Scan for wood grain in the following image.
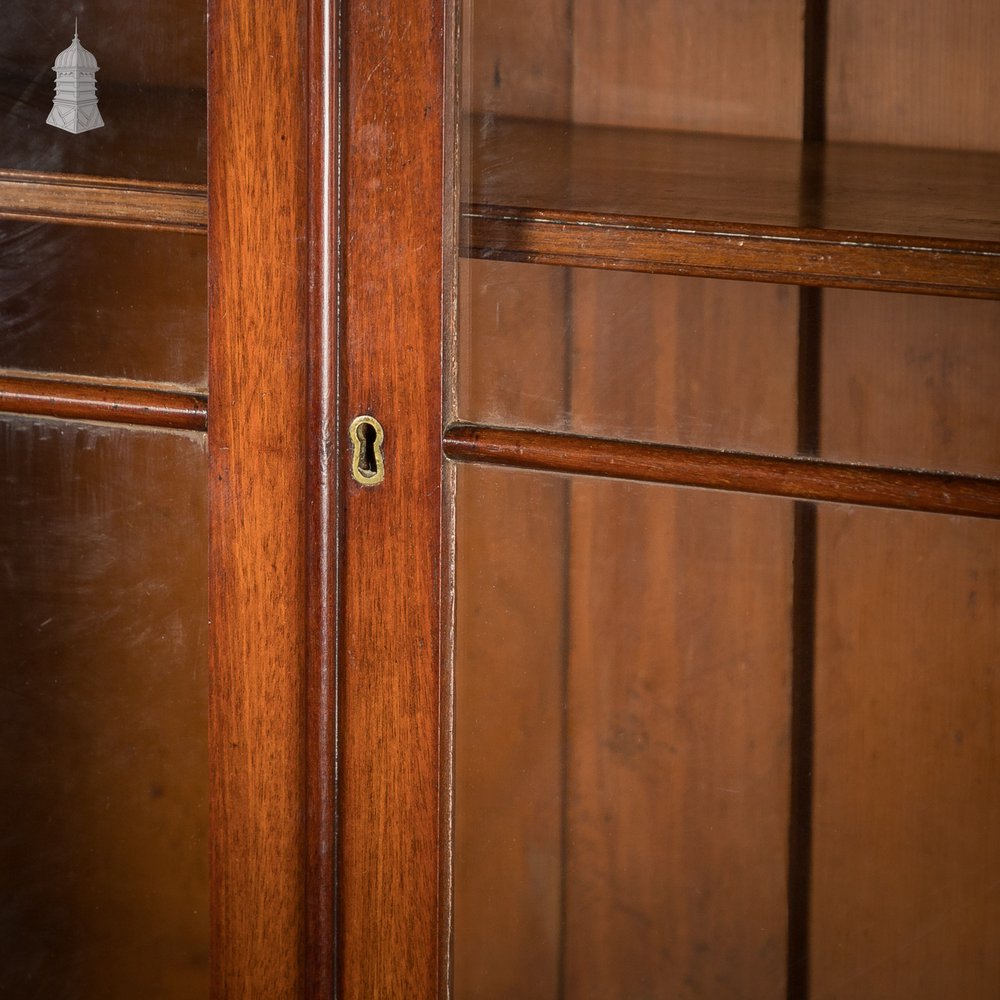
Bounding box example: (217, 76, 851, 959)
(462, 0, 571, 121)
(567, 271, 798, 452)
(454, 465, 567, 999)
(443, 424, 1000, 520)
(305, 0, 338, 996)
(0, 171, 207, 232)
(821, 291, 1000, 479)
(563, 20, 801, 977)
(810, 509, 1000, 999)
(337, 0, 446, 994)
(208, 2, 309, 997)
(571, 0, 803, 137)
(828, 0, 1000, 151)
(464, 119, 1000, 297)
(564, 481, 792, 999)
(0, 371, 207, 430)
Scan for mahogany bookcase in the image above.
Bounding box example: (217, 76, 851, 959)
(0, 1, 997, 998)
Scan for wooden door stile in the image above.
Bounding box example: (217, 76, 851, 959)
(208, 1, 313, 995)
(337, 0, 450, 995)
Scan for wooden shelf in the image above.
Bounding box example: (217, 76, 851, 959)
(0, 170, 206, 232)
(463, 118, 1000, 298)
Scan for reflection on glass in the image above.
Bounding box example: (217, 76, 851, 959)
(0, 417, 208, 999)
(454, 465, 1000, 999)
(0, 221, 207, 388)
(0, 2, 206, 181)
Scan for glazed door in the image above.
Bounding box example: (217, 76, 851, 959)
(1, 2, 315, 996)
(336, 1, 1000, 998)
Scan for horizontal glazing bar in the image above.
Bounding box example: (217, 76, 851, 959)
(444, 422, 1000, 519)
(0, 371, 207, 430)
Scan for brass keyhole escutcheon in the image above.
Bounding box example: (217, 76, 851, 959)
(348, 414, 385, 486)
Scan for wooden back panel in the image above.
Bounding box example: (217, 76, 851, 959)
(812, 3, 1000, 995)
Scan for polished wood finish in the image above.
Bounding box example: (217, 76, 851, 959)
(454, 465, 567, 999)
(0, 171, 207, 232)
(305, 2, 338, 998)
(208, 2, 309, 996)
(337, 0, 447, 995)
(444, 423, 1000, 520)
(0, 372, 207, 430)
(464, 118, 1000, 298)
(820, 291, 1000, 479)
(563, 14, 802, 978)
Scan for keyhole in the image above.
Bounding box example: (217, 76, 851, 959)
(357, 420, 378, 475)
(348, 414, 385, 487)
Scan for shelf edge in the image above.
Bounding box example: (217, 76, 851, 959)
(463, 211, 1000, 299)
(0, 175, 208, 232)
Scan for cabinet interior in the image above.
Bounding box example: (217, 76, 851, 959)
(453, 2, 1000, 998)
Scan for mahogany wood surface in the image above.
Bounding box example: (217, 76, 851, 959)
(820, 291, 1000, 479)
(337, 0, 447, 995)
(454, 464, 567, 999)
(464, 118, 1000, 298)
(570, 0, 803, 137)
(208, 2, 309, 996)
(0, 371, 207, 430)
(444, 423, 1000, 521)
(305, 1, 338, 997)
(564, 479, 792, 999)
(0, 171, 207, 232)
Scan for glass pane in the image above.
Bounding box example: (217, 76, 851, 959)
(0, 1, 206, 182)
(454, 466, 794, 998)
(458, 260, 1000, 478)
(0, 417, 208, 999)
(453, 465, 1000, 999)
(0, 221, 206, 388)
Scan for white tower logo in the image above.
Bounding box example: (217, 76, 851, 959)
(47, 20, 105, 134)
